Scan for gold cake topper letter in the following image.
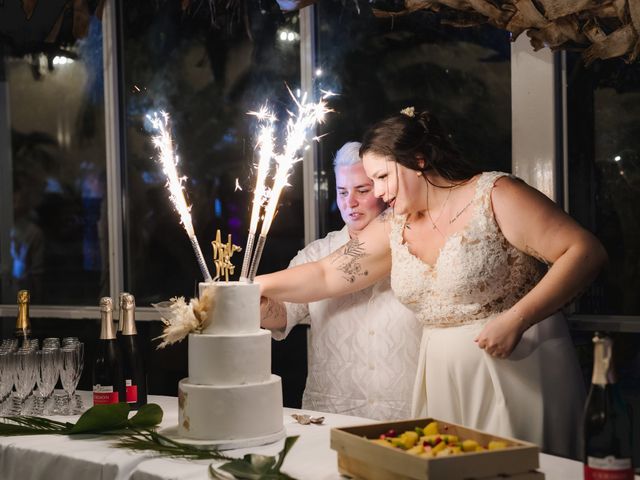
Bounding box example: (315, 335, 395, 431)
(211, 230, 242, 281)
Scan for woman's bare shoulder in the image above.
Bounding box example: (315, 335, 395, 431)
(491, 175, 554, 208)
(349, 208, 394, 251)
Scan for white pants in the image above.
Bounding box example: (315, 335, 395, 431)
(412, 312, 585, 458)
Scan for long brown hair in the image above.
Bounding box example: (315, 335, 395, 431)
(359, 109, 479, 182)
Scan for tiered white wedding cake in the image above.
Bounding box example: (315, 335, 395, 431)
(177, 281, 285, 446)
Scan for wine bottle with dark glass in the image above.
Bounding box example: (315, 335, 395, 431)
(92, 297, 125, 405)
(14, 289, 32, 348)
(583, 333, 634, 480)
(119, 293, 147, 409)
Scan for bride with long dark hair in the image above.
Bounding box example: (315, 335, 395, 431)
(258, 108, 607, 458)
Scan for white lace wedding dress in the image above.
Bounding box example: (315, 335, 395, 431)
(389, 171, 585, 458)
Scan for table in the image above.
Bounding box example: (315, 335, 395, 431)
(0, 392, 620, 479)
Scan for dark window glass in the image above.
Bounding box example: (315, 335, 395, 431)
(567, 54, 640, 315)
(120, 3, 304, 305)
(0, 19, 107, 305)
(314, 4, 512, 234)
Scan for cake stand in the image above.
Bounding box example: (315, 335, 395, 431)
(158, 425, 287, 451)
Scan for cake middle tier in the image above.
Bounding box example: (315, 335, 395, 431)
(188, 330, 271, 385)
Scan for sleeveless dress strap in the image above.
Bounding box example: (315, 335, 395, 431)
(388, 212, 407, 247)
(474, 171, 511, 228)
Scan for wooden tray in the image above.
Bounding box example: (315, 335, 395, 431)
(330, 417, 543, 480)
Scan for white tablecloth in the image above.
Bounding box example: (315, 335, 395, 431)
(0, 392, 609, 480)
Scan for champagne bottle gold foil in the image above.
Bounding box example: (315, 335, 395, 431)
(99, 297, 117, 340)
(121, 293, 138, 336)
(15, 289, 31, 337)
(117, 292, 130, 333)
(591, 334, 615, 386)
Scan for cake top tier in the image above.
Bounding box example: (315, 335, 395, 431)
(198, 282, 260, 334)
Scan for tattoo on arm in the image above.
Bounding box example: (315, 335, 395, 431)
(331, 238, 369, 283)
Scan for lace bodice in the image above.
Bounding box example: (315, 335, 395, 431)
(390, 171, 546, 327)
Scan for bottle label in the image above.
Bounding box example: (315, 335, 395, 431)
(125, 379, 138, 403)
(585, 456, 634, 480)
(93, 385, 119, 405)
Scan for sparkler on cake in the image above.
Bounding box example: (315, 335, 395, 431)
(238, 105, 275, 285)
(150, 87, 334, 346)
(147, 111, 213, 283)
(240, 88, 334, 283)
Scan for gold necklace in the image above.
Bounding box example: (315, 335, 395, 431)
(426, 183, 452, 237)
(449, 198, 474, 225)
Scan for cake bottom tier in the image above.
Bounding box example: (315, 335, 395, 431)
(178, 375, 284, 441)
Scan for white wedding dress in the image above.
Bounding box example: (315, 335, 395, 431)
(389, 171, 586, 458)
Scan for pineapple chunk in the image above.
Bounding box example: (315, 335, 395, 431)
(488, 440, 508, 450)
(421, 434, 459, 444)
(390, 437, 405, 448)
(431, 441, 447, 454)
(406, 444, 424, 455)
(399, 431, 419, 449)
(423, 421, 439, 436)
(447, 446, 462, 455)
(462, 439, 479, 452)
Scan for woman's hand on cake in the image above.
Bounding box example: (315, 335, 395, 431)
(259, 296, 288, 330)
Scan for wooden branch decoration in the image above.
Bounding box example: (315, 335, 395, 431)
(372, 0, 640, 65)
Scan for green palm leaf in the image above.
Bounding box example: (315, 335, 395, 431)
(0, 404, 299, 479)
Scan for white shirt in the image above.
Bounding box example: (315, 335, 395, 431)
(271, 227, 421, 420)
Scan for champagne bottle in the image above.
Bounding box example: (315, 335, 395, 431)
(583, 333, 634, 480)
(15, 289, 31, 347)
(119, 293, 147, 409)
(92, 297, 125, 405)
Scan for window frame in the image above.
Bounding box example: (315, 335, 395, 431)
(1, 4, 638, 332)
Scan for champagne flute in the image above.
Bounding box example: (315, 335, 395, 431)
(33, 348, 60, 415)
(62, 337, 79, 347)
(59, 344, 84, 415)
(43, 337, 61, 349)
(0, 350, 15, 414)
(12, 347, 37, 415)
(0, 339, 18, 352)
(71, 342, 85, 413)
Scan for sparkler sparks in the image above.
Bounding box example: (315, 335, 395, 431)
(147, 111, 213, 282)
(242, 90, 333, 282)
(259, 88, 331, 235)
(248, 106, 277, 235)
(240, 105, 277, 281)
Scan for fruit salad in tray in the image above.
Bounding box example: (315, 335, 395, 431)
(371, 420, 508, 458)
(330, 417, 543, 480)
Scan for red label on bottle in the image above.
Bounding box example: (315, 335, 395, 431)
(585, 456, 634, 480)
(93, 385, 119, 405)
(125, 379, 138, 403)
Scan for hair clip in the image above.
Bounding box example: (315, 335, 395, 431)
(400, 106, 415, 118)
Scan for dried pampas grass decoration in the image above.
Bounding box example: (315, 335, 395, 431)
(153, 287, 216, 348)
